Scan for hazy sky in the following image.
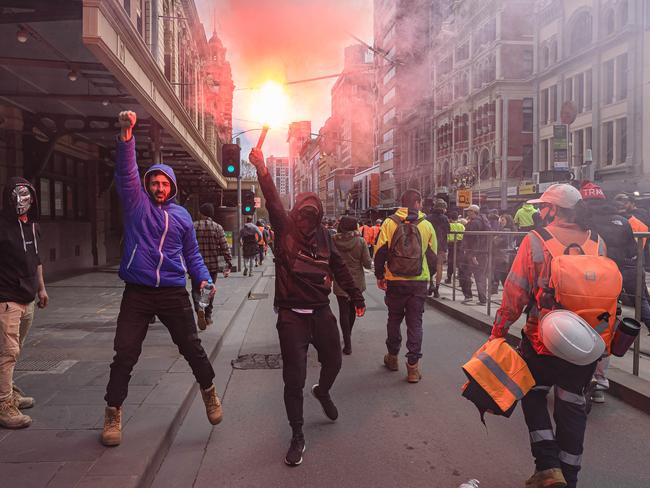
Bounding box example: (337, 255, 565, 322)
(195, 0, 373, 158)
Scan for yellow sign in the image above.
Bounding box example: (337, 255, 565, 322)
(518, 184, 536, 195)
(457, 189, 472, 208)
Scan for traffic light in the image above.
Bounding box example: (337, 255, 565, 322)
(242, 190, 255, 215)
(221, 143, 240, 177)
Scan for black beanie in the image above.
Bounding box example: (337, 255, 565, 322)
(200, 203, 214, 218)
(338, 215, 358, 233)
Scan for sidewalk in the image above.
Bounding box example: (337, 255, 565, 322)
(428, 278, 650, 414)
(1, 264, 266, 488)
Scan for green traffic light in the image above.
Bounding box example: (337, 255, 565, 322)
(244, 206, 251, 212)
(227, 164, 235, 173)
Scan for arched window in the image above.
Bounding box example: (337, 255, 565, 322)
(604, 9, 615, 35)
(481, 148, 494, 179)
(618, 1, 628, 28)
(569, 11, 592, 54)
(542, 45, 550, 69)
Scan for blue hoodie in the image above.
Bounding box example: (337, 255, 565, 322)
(115, 137, 210, 287)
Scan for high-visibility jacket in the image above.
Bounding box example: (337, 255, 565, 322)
(462, 338, 535, 421)
(363, 224, 380, 246)
(628, 215, 648, 248)
(448, 221, 465, 243)
(491, 223, 618, 355)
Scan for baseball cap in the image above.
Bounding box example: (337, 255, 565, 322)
(527, 183, 582, 209)
(579, 182, 605, 200)
(465, 204, 480, 213)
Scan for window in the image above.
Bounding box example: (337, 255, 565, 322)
(585, 70, 593, 110)
(383, 87, 395, 104)
(570, 12, 592, 54)
(573, 129, 584, 166)
(617, 54, 628, 100)
(39, 178, 50, 217)
(619, 1, 628, 28)
(604, 9, 615, 35)
(617, 117, 627, 163)
(541, 45, 550, 69)
(382, 149, 394, 162)
(604, 59, 615, 103)
(550, 85, 557, 122)
(382, 129, 394, 144)
(383, 66, 396, 84)
(541, 139, 550, 171)
(523, 145, 533, 177)
(565, 78, 573, 102)
(522, 98, 533, 132)
(54, 181, 64, 217)
(541, 88, 549, 124)
(576, 73, 584, 112)
(603, 121, 614, 166)
(383, 107, 396, 124)
(66, 184, 74, 219)
(384, 24, 396, 44)
(456, 42, 469, 62)
(585, 126, 593, 157)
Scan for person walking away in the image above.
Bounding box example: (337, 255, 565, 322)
(0, 178, 48, 429)
(332, 216, 372, 355)
(265, 224, 275, 253)
(256, 220, 267, 265)
(375, 189, 437, 383)
(426, 199, 450, 298)
(240, 217, 261, 277)
(362, 220, 376, 258)
(248, 147, 365, 467)
(446, 211, 464, 284)
(192, 203, 232, 330)
(102, 111, 222, 447)
(492, 213, 516, 289)
(461, 205, 489, 305)
(491, 184, 620, 488)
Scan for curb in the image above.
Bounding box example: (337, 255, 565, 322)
(427, 297, 650, 416)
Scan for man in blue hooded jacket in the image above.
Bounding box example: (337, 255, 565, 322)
(101, 111, 221, 447)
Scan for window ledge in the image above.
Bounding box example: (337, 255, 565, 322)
(595, 164, 630, 177)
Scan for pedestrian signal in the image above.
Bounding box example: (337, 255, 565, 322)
(221, 143, 240, 177)
(242, 191, 255, 215)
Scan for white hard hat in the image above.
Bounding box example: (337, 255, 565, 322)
(527, 184, 582, 209)
(539, 310, 605, 365)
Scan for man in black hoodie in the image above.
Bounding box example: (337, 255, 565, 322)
(0, 177, 48, 429)
(249, 147, 365, 467)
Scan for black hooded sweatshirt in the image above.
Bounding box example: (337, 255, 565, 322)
(257, 170, 364, 310)
(0, 177, 41, 304)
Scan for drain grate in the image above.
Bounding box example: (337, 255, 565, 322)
(232, 353, 282, 370)
(15, 358, 78, 374)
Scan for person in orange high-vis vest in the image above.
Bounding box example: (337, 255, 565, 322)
(490, 184, 605, 488)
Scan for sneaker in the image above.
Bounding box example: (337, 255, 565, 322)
(0, 398, 31, 429)
(12, 384, 34, 410)
(406, 361, 422, 383)
(311, 385, 338, 421)
(591, 389, 606, 404)
(342, 345, 352, 355)
(525, 468, 567, 488)
(201, 385, 223, 425)
(427, 285, 434, 297)
(284, 435, 305, 466)
(197, 309, 208, 330)
(433, 285, 440, 299)
(383, 353, 399, 371)
(243, 268, 248, 276)
(101, 406, 121, 446)
(461, 297, 474, 305)
(477, 300, 487, 306)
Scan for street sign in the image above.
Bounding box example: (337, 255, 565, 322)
(254, 197, 261, 208)
(457, 188, 472, 208)
(553, 124, 569, 170)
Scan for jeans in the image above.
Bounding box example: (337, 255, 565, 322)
(257, 245, 265, 264)
(105, 284, 215, 407)
(191, 271, 218, 319)
(384, 283, 427, 364)
(276, 306, 341, 429)
(335, 295, 356, 350)
(459, 253, 487, 303)
(244, 256, 256, 273)
(520, 335, 597, 488)
(620, 265, 650, 331)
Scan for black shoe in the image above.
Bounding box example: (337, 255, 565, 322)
(433, 286, 440, 298)
(284, 435, 305, 466)
(311, 384, 338, 421)
(342, 346, 352, 355)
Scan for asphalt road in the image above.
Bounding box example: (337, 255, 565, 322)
(152, 269, 650, 488)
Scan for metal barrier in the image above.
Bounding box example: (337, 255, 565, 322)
(445, 229, 650, 377)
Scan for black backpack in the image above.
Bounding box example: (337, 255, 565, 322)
(387, 215, 424, 277)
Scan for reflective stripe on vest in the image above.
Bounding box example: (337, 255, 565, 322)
(476, 352, 525, 400)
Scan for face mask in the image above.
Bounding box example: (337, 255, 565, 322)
(539, 205, 556, 226)
(11, 186, 32, 216)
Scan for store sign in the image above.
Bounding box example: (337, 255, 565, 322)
(553, 124, 569, 170)
(518, 184, 536, 195)
(507, 186, 517, 196)
(457, 189, 472, 208)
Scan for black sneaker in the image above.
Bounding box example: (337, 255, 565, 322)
(284, 435, 305, 466)
(433, 286, 440, 298)
(311, 384, 338, 421)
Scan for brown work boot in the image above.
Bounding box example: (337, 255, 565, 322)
(201, 385, 223, 425)
(12, 385, 34, 409)
(101, 406, 122, 446)
(197, 309, 208, 330)
(383, 353, 399, 371)
(406, 361, 422, 383)
(0, 398, 32, 429)
(525, 468, 567, 488)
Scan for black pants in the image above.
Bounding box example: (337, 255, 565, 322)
(105, 284, 215, 407)
(446, 244, 457, 281)
(335, 295, 356, 349)
(276, 307, 342, 429)
(191, 271, 218, 319)
(459, 253, 487, 302)
(520, 335, 597, 488)
(384, 283, 426, 364)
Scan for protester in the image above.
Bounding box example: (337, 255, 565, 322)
(487, 208, 500, 231)
(614, 193, 650, 225)
(249, 147, 365, 467)
(101, 111, 222, 447)
(460, 205, 489, 305)
(256, 220, 268, 265)
(446, 210, 464, 284)
(426, 199, 450, 298)
(332, 216, 372, 355)
(490, 184, 615, 488)
(192, 203, 232, 330)
(514, 202, 538, 232)
(362, 219, 381, 258)
(240, 217, 262, 277)
(374, 189, 437, 383)
(265, 223, 275, 252)
(0, 177, 48, 429)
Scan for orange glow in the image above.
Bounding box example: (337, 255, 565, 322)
(250, 80, 290, 128)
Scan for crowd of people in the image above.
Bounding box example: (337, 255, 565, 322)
(1, 110, 648, 488)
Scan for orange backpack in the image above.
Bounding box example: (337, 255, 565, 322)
(533, 228, 623, 352)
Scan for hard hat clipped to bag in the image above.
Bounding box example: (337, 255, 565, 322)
(539, 310, 606, 365)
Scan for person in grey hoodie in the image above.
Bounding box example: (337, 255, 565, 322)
(332, 216, 371, 354)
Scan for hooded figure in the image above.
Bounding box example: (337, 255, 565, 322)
(0, 177, 41, 304)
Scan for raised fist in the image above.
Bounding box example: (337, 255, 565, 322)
(118, 111, 136, 141)
(249, 148, 265, 169)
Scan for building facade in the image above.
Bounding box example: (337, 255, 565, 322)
(287, 120, 312, 206)
(266, 155, 291, 209)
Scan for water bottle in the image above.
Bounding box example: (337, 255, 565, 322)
(199, 281, 214, 309)
(458, 480, 480, 488)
